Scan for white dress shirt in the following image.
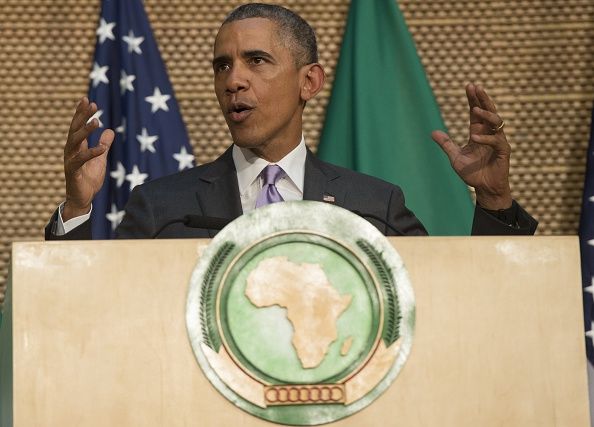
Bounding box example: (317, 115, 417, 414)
(233, 137, 306, 213)
(57, 137, 307, 234)
(56, 202, 92, 235)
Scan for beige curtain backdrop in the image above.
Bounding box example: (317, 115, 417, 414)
(0, 0, 593, 287)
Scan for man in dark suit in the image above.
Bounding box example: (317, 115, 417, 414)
(47, 3, 537, 240)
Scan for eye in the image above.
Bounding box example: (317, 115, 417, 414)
(214, 63, 230, 74)
(251, 57, 265, 65)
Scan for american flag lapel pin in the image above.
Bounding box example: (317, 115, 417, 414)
(323, 194, 336, 203)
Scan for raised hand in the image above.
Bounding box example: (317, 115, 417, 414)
(63, 97, 115, 221)
(432, 83, 512, 210)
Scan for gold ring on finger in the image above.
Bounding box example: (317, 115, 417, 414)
(492, 121, 505, 132)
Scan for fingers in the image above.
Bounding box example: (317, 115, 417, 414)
(470, 133, 511, 154)
(65, 118, 100, 158)
(466, 83, 481, 124)
(468, 89, 509, 152)
(475, 84, 498, 114)
(466, 83, 506, 136)
(431, 130, 460, 163)
(65, 98, 99, 156)
(68, 97, 96, 136)
(98, 128, 115, 150)
(65, 129, 115, 173)
(466, 85, 510, 154)
(467, 83, 501, 125)
(469, 134, 498, 146)
(472, 107, 504, 132)
(67, 146, 106, 172)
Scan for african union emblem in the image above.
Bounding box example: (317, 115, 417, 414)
(186, 201, 415, 425)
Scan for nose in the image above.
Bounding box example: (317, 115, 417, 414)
(225, 63, 249, 94)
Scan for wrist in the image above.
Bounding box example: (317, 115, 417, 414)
(62, 201, 91, 221)
(475, 190, 513, 211)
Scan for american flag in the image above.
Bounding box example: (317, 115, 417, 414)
(582, 105, 594, 364)
(87, 0, 194, 239)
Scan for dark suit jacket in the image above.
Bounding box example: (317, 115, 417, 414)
(46, 147, 537, 240)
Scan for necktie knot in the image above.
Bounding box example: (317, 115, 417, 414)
(255, 164, 286, 208)
(260, 164, 285, 186)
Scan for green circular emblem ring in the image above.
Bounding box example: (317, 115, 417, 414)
(186, 201, 415, 425)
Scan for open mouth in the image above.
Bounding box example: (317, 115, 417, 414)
(228, 103, 254, 123)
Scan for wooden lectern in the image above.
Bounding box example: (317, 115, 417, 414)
(0, 237, 590, 426)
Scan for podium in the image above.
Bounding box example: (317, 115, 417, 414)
(0, 237, 590, 426)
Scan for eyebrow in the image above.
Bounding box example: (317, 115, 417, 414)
(212, 49, 275, 69)
(243, 50, 274, 62)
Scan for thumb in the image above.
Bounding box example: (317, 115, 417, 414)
(431, 130, 459, 163)
(98, 129, 115, 155)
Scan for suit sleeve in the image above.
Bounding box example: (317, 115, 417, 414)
(114, 185, 157, 239)
(44, 185, 157, 240)
(471, 201, 538, 235)
(44, 209, 92, 240)
(386, 187, 428, 236)
(383, 184, 537, 236)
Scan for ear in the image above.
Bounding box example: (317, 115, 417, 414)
(300, 63, 325, 102)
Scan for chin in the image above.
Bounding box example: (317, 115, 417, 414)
(229, 131, 263, 149)
(231, 138, 258, 149)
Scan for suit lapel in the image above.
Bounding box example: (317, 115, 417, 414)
(195, 147, 243, 237)
(303, 149, 345, 206)
(195, 148, 345, 238)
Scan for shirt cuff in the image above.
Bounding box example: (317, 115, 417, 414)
(55, 202, 92, 235)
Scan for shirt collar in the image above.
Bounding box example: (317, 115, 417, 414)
(232, 137, 307, 194)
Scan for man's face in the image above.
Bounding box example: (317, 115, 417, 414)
(213, 18, 306, 161)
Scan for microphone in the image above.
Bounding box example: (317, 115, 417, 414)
(151, 215, 232, 238)
(151, 210, 403, 238)
(350, 210, 405, 236)
(184, 215, 232, 230)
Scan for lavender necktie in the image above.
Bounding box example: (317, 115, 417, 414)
(255, 165, 286, 208)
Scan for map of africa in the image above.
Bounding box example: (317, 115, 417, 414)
(245, 256, 353, 369)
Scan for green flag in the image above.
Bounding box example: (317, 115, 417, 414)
(318, 0, 474, 235)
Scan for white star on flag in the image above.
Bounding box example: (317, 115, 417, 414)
(89, 62, 109, 87)
(123, 30, 144, 54)
(106, 203, 125, 231)
(590, 196, 594, 202)
(96, 18, 116, 44)
(584, 278, 594, 299)
(136, 128, 158, 153)
(87, 109, 104, 127)
(110, 161, 126, 187)
(86, 0, 193, 238)
(120, 70, 136, 94)
(589, 239, 594, 247)
(145, 87, 171, 113)
(586, 321, 594, 346)
(115, 118, 126, 136)
(173, 146, 194, 170)
(125, 165, 148, 191)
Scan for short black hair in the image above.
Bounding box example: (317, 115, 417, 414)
(222, 3, 318, 67)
